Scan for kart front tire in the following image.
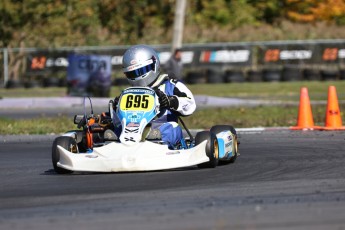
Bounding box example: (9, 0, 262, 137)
(210, 125, 238, 163)
(210, 125, 237, 136)
(196, 131, 219, 168)
(52, 136, 77, 174)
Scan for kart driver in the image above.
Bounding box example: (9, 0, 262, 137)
(111, 44, 196, 148)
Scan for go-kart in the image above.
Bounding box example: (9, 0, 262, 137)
(52, 87, 239, 174)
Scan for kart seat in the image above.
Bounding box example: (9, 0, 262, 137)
(145, 128, 162, 140)
(104, 129, 118, 141)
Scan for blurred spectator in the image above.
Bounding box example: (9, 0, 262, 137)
(164, 49, 183, 80)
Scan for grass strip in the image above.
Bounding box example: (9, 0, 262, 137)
(1, 81, 345, 100)
(1, 104, 342, 135)
(0, 116, 75, 135)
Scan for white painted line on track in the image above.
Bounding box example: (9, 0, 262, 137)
(190, 127, 290, 134)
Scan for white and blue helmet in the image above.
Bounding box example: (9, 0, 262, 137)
(122, 45, 160, 87)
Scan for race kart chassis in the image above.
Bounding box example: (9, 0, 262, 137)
(52, 87, 239, 173)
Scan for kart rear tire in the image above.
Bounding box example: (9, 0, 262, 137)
(196, 131, 219, 168)
(210, 125, 238, 163)
(52, 136, 77, 174)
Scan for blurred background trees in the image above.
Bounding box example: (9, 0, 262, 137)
(1, 0, 345, 48)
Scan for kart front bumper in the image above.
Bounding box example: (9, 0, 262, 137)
(57, 141, 209, 172)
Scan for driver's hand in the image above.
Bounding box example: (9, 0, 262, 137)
(154, 89, 178, 110)
(112, 96, 120, 110)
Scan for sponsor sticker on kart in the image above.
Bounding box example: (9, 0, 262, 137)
(166, 151, 181, 155)
(85, 155, 98, 158)
(126, 122, 140, 127)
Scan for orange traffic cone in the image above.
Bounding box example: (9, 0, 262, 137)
(290, 87, 321, 130)
(322, 85, 345, 130)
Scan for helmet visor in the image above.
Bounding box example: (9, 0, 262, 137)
(124, 58, 156, 80)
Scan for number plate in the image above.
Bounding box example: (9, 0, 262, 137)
(119, 88, 155, 112)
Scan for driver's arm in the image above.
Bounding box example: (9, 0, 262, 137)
(170, 81, 196, 116)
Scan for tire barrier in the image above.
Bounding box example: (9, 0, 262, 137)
(5, 40, 345, 88)
(321, 70, 339, 81)
(5, 80, 22, 89)
(262, 69, 282, 82)
(303, 69, 321, 81)
(6, 67, 345, 89)
(42, 77, 60, 87)
(339, 70, 345, 80)
(8, 67, 345, 89)
(281, 66, 303, 81)
(247, 70, 263, 82)
(24, 80, 40, 88)
(206, 69, 224, 84)
(224, 70, 245, 83)
(185, 71, 207, 84)
(58, 78, 67, 87)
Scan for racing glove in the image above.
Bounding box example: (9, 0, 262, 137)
(112, 96, 120, 110)
(154, 89, 179, 110)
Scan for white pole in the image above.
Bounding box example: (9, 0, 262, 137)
(4, 48, 8, 86)
(172, 0, 186, 51)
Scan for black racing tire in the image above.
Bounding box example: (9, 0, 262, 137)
(196, 131, 219, 168)
(24, 80, 40, 88)
(5, 80, 22, 89)
(303, 69, 321, 81)
(210, 125, 237, 136)
(339, 69, 345, 80)
(281, 67, 303, 81)
(185, 72, 207, 84)
(321, 70, 339, 81)
(210, 125, 238, 163)
(52, 136, 77, 174)
(247, 70, 263, 82)
(263, 69, 282, 82)
(58, 78, 67, 87)
(42, 77, 60, 87)
(65, 130, 87, 152)
(224, 70, 245, 83)
(206, 69, 224, 83)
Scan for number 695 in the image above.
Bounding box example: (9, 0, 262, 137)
(125, 95, 149, 109)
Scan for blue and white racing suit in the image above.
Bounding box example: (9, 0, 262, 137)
(113, 74, 196, 147)
(152, 75, 196, 147)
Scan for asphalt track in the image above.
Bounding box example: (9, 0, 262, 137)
(1, 130, 345, 230)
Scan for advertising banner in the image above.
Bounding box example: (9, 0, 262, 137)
(26, 50, 69, 74)
(258, 43, 315, 66)
(318, 43, 345, 65)
(25, 44, 254, 74)
(20, 40, 345, 80)
(189, 44, 253, 68)
(67, 54, 112, 96)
